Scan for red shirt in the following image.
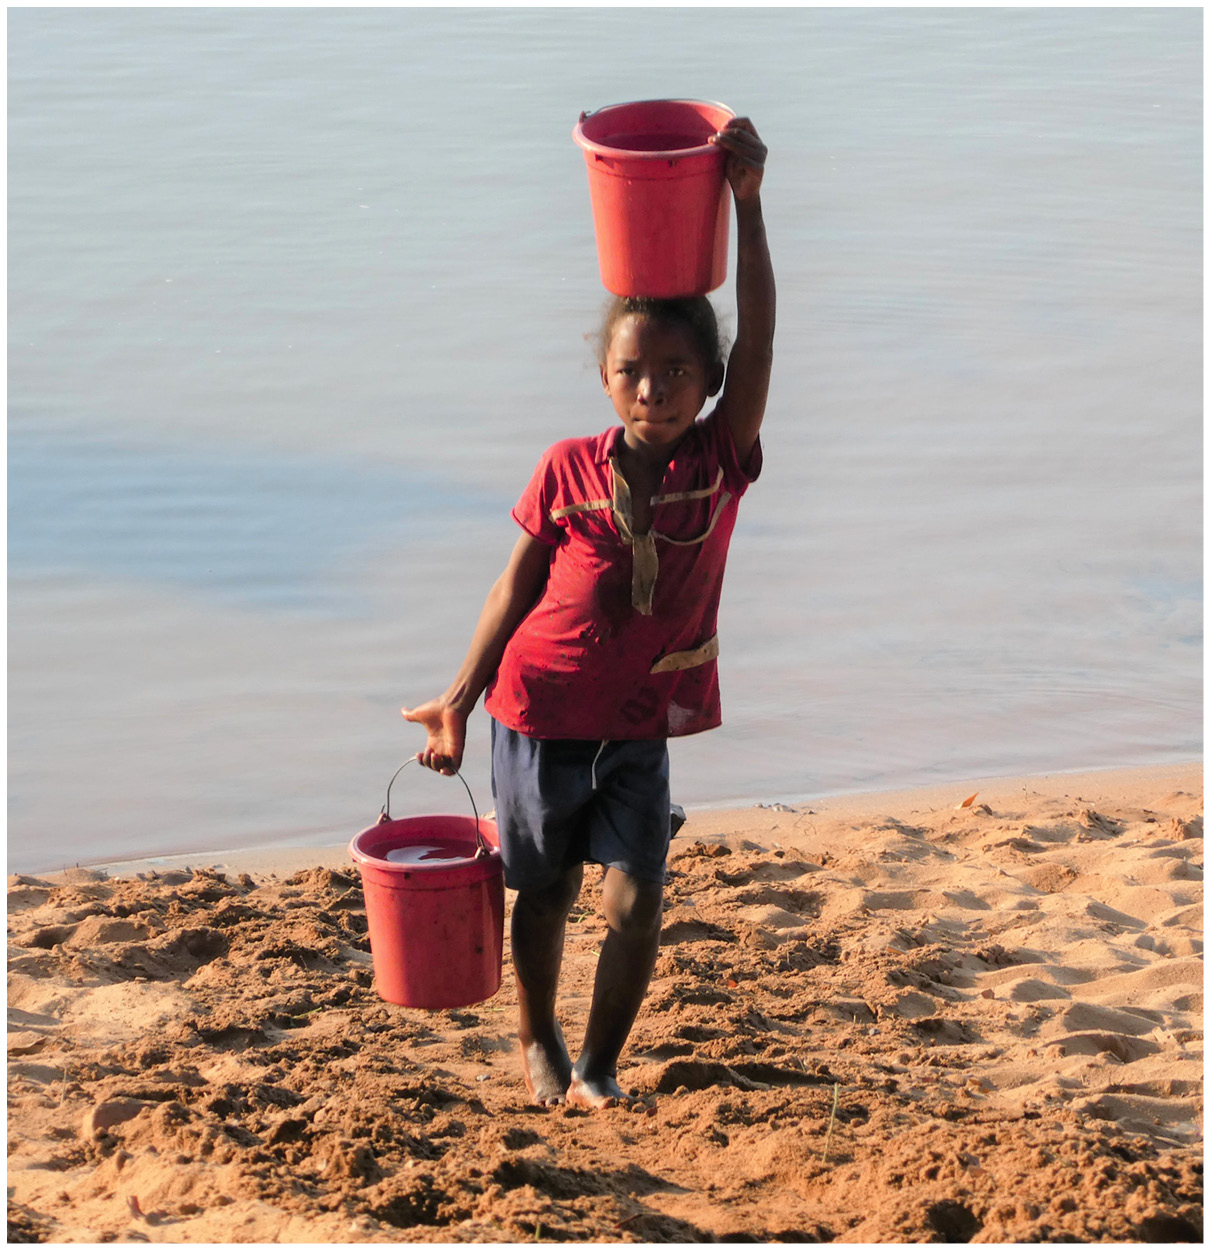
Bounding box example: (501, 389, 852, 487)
(485, 410, 761, 740)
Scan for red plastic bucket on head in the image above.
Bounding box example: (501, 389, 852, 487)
(349, 764, 504, 1009)
(573, 98, 735, 298)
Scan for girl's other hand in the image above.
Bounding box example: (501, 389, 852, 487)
(709, 117, 766, 203)
(400, 699, 467, 775)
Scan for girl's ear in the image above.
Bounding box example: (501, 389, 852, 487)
(600, 362, 610, 392)
(708, 362, 725, 396)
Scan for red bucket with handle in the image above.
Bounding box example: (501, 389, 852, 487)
(573, 98, 735, 297)
(349, 762, 504, 1009)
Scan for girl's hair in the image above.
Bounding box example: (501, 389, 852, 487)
(595, 295, 729, 370)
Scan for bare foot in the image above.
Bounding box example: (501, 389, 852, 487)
(520, 1026, 572, 1107)
(565, 1068, 631, 1110)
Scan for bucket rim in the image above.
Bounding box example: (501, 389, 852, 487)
(348, 816, 500, 874)
(573, 98, 735, 160)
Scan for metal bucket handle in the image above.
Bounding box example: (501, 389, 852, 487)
(378, 757, 490, 859)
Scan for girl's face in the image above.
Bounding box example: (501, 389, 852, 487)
(600, 314, 721, 458)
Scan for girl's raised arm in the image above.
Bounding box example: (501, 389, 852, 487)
(709, 118, 775, 467)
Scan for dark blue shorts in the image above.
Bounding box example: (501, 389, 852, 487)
(490, 719, 673, 892)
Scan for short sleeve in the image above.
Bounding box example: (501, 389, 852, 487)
(703, 409, 762, 493)
(510, 448, 564, 547)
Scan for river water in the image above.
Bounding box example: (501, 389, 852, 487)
(8, 7, 1201, 873)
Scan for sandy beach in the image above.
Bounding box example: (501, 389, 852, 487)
(7, 762, 1202, 1243)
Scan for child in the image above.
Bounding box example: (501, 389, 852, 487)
(402, 116, 773, 1109)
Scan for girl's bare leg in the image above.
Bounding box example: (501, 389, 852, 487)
(511, 865, 583, 1105)
(567, 867, 664, 1109)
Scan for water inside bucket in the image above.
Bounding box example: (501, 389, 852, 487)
(384, 842, 468, 865)
(599, 130, 712, 153)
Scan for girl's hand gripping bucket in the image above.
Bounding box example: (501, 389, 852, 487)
(349, 761, 504, 1009)
(573, 98, 736, 298)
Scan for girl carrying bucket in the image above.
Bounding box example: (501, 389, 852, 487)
(403, 116, 774, 1109)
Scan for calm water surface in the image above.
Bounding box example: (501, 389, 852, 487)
(8, 8, 1202, 872)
